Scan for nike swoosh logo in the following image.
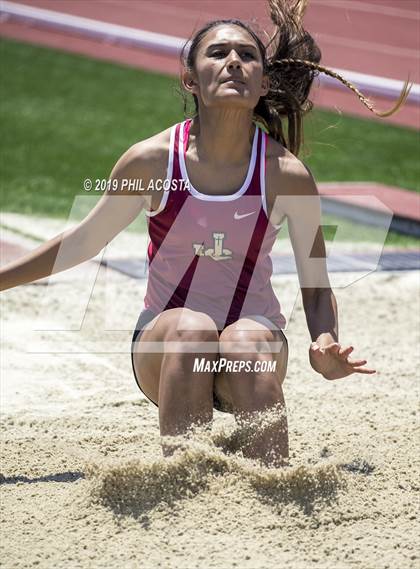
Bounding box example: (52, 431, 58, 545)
(234, 211, 256, 220)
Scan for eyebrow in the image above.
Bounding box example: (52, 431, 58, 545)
(206, 42, 258, 51)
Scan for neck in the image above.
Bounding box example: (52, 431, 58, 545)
(188, 109, 255, 165)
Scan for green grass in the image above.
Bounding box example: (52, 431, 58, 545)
(1, 37, 419, 249)
(303, 110, 419, 193)
(0, 38, 182, 217)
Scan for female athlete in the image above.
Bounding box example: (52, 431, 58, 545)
(0, 0, 410, 467)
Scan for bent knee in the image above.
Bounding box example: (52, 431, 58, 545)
(220, 331, 286, 356)
(164, 310, 219, 345)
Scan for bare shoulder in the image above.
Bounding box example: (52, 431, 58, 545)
(129, 125, 172, 163)
(109, 125, 173, 195)
(263, 135, 320, 224)
(265, 136, 318, 198)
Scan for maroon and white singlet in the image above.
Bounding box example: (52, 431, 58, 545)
(142, 118, 287, 330)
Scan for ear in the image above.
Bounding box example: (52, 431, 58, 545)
(261, 74, 270, 97)
(182, 69, 198, 96)
(260, 75, 270, 97)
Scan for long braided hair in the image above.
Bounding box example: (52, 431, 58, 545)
(179, 0, 412, 157)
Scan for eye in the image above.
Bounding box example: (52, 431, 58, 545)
(210, 50, 255, 59)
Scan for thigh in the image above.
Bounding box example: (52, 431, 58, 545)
(213, 315, 289, 412)
(131, 307, 219, 406)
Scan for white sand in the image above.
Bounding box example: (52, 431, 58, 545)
(1, 217, 419, 568)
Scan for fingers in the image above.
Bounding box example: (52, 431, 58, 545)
(336, 346, 377, 374)
(339, 345, 354, 357)
(313, 342, 352, 355)
(325, 343, 353, 356)
(310, 342, 324, 355)
(321, 342, 340, 355)
(325, 342, 340, 350)
(347, 358, 368, 366)
(347, 356, 376, 373)
(311, 342, 376, 374)
(352, 367, 377, 374)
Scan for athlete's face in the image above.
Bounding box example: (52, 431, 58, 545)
(184, 25, 269, 110)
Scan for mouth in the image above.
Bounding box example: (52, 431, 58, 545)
(221, 78, 245, 85)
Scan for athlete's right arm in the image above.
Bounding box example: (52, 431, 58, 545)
(0, 143, 152, 292)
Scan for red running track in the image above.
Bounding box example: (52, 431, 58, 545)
(0, 0, 419, 129)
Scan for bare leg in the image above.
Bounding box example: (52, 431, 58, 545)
(234, 389, 289, 468)
(131, 308, 220, 459)
(217, 319, 289, 467)
(158, 329, 219, 457)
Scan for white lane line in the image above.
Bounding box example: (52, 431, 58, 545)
(317, 32, 419, 60)
(321, 67, 420, 103)
(313, 0, 420, 20)
(0, 0, 186, 54)
(1, 1, 418, 103)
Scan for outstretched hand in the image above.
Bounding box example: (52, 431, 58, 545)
(309, 342, 376, 380)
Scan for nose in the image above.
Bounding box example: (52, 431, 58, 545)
(226, 50, 241, 69)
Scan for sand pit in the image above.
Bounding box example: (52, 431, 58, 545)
(1, 240, 419, 567)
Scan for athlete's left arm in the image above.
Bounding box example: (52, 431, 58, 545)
(282, 160, 376, 380)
